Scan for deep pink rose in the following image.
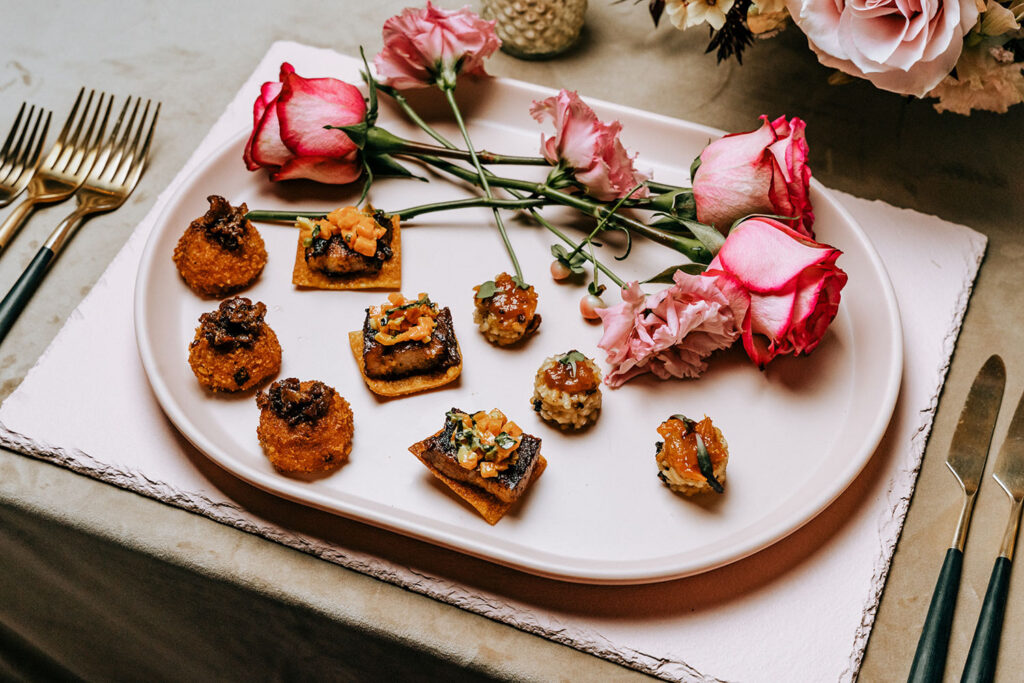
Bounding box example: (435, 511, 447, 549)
(243, 63, 366, 184)
(530, 90, 650, 201)
(787, 0, 980, 96)
(596, 271, 744, 387)
(692, 115, 814, 238)
(374, 1, 501, 90)
(704, 216, 847, 368)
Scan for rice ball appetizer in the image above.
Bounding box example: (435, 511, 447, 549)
(173, 195, 267, 297)
(655, 414, 728, 496)
(188, 297, 281, 392)
(531, 350, 602, 430)
(256, 378, 354, 474)
(472, 272, 541, 346)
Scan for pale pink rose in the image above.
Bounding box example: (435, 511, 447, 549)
(243, 63, 366, 184)
(692, 115, 814, 238)
(787, 0, 980, 96)
(530, 90, 651, 201)
(596, 271, 745, 387)
(374, 2, 501, 90)
(704, 216, 847, 368)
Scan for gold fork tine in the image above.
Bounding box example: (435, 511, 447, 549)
(0, 89, 111, 253)
(0, 105, 51, 207)
(0, 95, 160, 344)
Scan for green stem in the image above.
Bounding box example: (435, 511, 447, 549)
(382, 89, 626, 285)
(245, 197, 550, 224)
(646, 180, 688, 194)
(415, 155, 710, 263)
(442, 87, 525, 284)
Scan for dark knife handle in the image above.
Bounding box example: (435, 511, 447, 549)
(960, 556, 1012, 683)
(0, 246, 55, 345)
(908, 547, 964, 683)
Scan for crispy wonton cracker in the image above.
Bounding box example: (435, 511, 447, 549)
(348, 330, 461, 397)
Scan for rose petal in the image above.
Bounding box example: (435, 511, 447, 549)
(716, 218, 836, 292)
(271, 154, 363, 184)
(278, 71, 366, 158)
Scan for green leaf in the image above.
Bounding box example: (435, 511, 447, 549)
(511, 274, 530, 290)
(358, 47, 379, 127)
(647, 189, 696, 219)
(551, 244, 587, 274)
(558, 350, 587, 366)
(690, 154, 702, 179)
(587, 281, 606, 297)
(364, 153, 427, 181)
(330, 122, 368, 149)
(729, 212, 798, 233)
(695, 433, 724, 493)
(684, 219, 726, 255)
(642, 263, 707, 284)
(475, 280, 497, 300)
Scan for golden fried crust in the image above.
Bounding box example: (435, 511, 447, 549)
(173, 222, 268, 298)
(188, 325, 282, 392)
(257, 389, 354, 474)
(292, 215, 401, 290)
(409, 435, 546, 525)
(348, 330, 461, 397)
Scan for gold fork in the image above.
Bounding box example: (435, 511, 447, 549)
(0, 89, 110, 253)
(0, 103, 52, 207)
(0, 96, 159, 344)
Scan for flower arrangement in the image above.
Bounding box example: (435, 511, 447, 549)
(641, 0, 1024, 114)
(245, 1, 849, 388)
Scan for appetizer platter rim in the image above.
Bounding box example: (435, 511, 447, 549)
(134, 79, 903, 584)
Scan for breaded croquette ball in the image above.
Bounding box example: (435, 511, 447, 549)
(173, 195, 267, 297)
(256, 378, 354, 474)
(188, 297, 281, 392)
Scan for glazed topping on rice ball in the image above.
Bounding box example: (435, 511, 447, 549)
(655, 415, 728, 496)
(531, 350, 602, 430)
(473, 272, 541, 346)
(446, 408, 524, 479)
(264, 377, 332, 427)
(198, 297, 267, 350)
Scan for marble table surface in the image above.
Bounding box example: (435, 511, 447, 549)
(2, 1, 1022, 680)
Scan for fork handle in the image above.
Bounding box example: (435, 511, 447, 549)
(0, 246, 54, 343)
(0, 196, 39, 252)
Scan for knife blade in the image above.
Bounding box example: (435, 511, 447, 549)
(908, 354, 1006, 683)
(960, 387, 1024, 683)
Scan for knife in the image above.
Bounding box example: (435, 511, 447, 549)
(960, 387, 1024, 683)
(908, 355, 1006, 683)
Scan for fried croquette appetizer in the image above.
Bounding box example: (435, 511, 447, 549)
(348, 292, 461, 397)
(531, 350, 602, 430)
(409, 408, 546, 525)
(188, 297, 281, 392)
(173, 195, 267, 297)
(256, 378, 353, 474)
(655, 414, 728, 496)
(473, 272, 540, 346)
(293, 206, 401, 290)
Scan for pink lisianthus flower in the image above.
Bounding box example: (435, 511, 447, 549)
(243, 63, 366, 184)
(374, 1, 502, 90)
(530, 90, 651, 202)
(704, 216, 847, 368)
(692, 115, 814, 238)
(596, 271, 745, 387)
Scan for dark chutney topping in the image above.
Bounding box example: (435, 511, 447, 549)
(197, 297, 266, 350)
(261, 378, 332, 427)
(198, 195, 250, 251)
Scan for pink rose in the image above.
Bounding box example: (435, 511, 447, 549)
(243, 63, 366, 184)
(530, 90, 651, 201)
(692, 116, 814, 238)
(704, 216, 847, 368)
(787, 0, 980, 96)
(374, 1, 502, 90)
(596, 272, 744, 387)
